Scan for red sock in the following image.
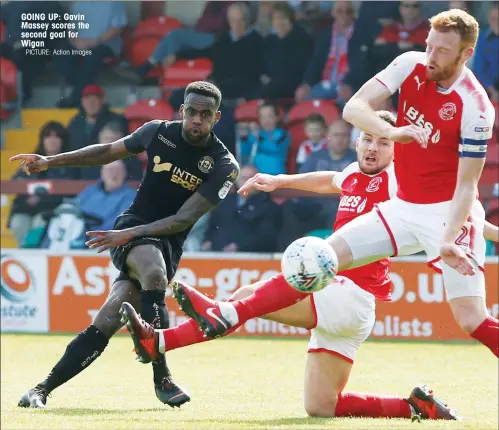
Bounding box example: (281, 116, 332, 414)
(335, 392, 412, 418)
(470, 316, 499, 357)
(161, 319, 209, 352)
(232, 273, 308, 324)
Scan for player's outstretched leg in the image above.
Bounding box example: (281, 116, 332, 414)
(125, 245, 190, 407)
(120, 302, 161, 363)
(18, 280, 139, 408)
(171, 273, 308, 338)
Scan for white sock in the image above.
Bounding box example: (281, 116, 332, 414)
(156, 330, 166, 354)
(218, 302, 239, 326)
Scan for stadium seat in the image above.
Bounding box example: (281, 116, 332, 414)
(162, 58, 213, 89)
(0, 58, 18, 118)
(479, 164, 499, 185)
(0, 21, 4, 42)
(286, 100, 341, 173)
(134, 15, 184, 39)
(3, 129, 39, 152)
(128, 16, 184, 77)
(486, 140, 499, 165)
(124, 98, 174, 131)
(234, 99, 285, 123)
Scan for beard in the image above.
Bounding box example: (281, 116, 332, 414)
(426, 55, 462, 82)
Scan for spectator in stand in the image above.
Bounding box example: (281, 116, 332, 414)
(473, 3, 499, 103)
(251, 1, 275, 37)
(288, 1, 333, 35)
(276, 119, 357, 251)
(295, 113, 328, 170)
(133, 1, 234, 79)
(341, 1, 400, 98)
(67, 85, 128, 151)
(54, 1, 128, 108)
(79, 121, 143, 181)
(0, 1, 66, 103)
(239, 101, 290, 175)
(168, 2, 264, 108)
(248, 3, 312, 100)
(294, 1, 356, 105)
(8, 122, 77, 246)
(202, 165, 281, 253)
(368, 1, 429, 75)
(76, 160, 136, 232)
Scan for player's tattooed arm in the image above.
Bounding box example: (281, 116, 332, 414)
(10, 120, 160, 174)
(10, 140, 135, 173)
(131, 193, 215, 238)
(484, 221, 499, 243)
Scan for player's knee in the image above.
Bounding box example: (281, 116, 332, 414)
(304, 397, 337, 418)
(139, 264, 168, 291)
(450, 297, 488, 334)
(454, 312, 484, 334)
(229, 284, 258, 301)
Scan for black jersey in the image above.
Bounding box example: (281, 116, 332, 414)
(122, 120, 239, 238)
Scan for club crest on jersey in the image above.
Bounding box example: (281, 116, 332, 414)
(366, 177, 382, 192)
(439, 103, 457, 121)
(198, 156, 214, 174)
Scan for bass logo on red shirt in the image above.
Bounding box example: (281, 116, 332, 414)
(439, 102, 457, 121)
(366, 177, 382, 192)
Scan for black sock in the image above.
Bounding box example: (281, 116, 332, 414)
(140, 290, 171, 384)
(136, 61, 153, 77)
(38, 325, 109, 393)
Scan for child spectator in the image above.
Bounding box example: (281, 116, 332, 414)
(239, 101, 290, 175)
(295, 113, 328, 170)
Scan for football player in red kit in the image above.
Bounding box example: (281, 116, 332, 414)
(121, 111, 473, 420)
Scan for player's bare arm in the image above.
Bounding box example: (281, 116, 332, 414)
(441, 157, 485, 275)
(484, 221, 499, 243)
(343, 78, 430, 147)
(86, 192, 214, 253)
(10, 140, 133, 175)
(238, 171, 340, 197)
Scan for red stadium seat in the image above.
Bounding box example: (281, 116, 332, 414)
(479, 164, 499, 185)
(128, 16, 184, 77)
(286, 100, 341, 173)
(124, 99, 174, 131)
(161, 58, 213, 89)
(0, 58, 17, 118)
(134, 16, 183, 39)
(486, 140, 499, 165)
(0, 21, 5, 43)
(234, 99, 285, 123)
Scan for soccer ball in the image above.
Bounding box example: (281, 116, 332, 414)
(281, 236, 338, 293)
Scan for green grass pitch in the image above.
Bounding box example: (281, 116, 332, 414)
(1, 334, 497, 429)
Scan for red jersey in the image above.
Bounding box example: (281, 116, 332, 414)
(333, 162, 397, 301)
(375, 51, 495, 204)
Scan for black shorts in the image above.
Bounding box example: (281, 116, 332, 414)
(110, 213, 183, 290)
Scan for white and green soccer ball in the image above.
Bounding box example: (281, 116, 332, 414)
(281, 237, 338, 293)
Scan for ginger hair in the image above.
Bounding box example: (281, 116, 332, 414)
(430, 9, 479, 48)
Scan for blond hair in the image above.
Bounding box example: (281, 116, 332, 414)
(430, 9, 479, 48)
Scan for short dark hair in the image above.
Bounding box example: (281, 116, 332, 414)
(304, 113, 327, 127)
(184, 81, 222, 109)
(376, 110, 396, 126)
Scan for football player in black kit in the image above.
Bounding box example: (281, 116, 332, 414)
(11, 81, 240, 409)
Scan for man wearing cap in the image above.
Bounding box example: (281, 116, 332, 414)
(67, 84, 129, 151)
